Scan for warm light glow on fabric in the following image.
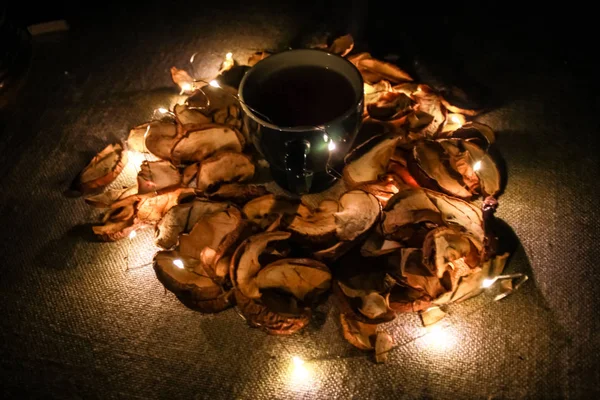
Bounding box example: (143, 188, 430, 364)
(289, 356, 310, 386)
(421, 325, 455, 352)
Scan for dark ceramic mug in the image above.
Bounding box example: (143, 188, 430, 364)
(238, 49, 364, 194)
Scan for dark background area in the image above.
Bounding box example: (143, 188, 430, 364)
(1, 2, 599, 399)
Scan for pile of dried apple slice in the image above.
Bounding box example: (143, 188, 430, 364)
(75, 34, 510, 363)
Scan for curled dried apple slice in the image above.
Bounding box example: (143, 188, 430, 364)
(340, 314, 377, 350)
(335, 190, 381, 242)
(230, 231, 292, 299)
(343, 134, 399, 185)
(234, 289, 309, 335)
(255, 258, 331, 301)
(155, 200, 229, 249)
(137, 160, 181, 194)
(287, 200, 339, 245)
(144, 121, 179, 160)
(374, 332, 394, 363)
(422, 226, 482, 280)
(171, 124, 244, 164)
(85, 186, 137, 208)
(243, 194, 311, 230)
(462, 141, 501, 197)
(412, 85, 446, 138)
(196, 152, 255, 192)
(206, 183, 269, 205)
(179, 206, 245, 279)
(153, 250, 233, 313)
(412, 140, 473, 198)
(77, 142, 127, 193)
(329, 34, 354, 57)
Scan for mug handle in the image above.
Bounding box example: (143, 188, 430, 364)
(284, 139, 313, 195)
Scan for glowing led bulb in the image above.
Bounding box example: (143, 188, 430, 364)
(209, 80, 221, 88)
(328, 141, 336, 151)
(225, 52, 233, 61)
(473, 160, 482, 171)
(482, 278, 496, 288)
(323, 134, 329, 142)
(173, 259, 184, 269)
(180, 82, 193, 94)
(158, 107, 169, 114)
(128, 230, 137, 240)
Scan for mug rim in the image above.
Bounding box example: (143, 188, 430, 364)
(238, 48, 364, 132)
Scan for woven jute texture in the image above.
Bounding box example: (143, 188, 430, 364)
(0, 7, 598, 399)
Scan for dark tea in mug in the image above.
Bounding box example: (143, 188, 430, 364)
(245, 66, 356, 127)
(239, 49, 364, 195)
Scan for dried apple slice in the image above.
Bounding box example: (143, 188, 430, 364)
(92, 218, 137, 242)
(182, 163, 198, 186)
(374, 332, 394, 363)
(449, 121, 496, 146)
(364, 80, 392, 106)
(137, 160, 182, 194)
(340, 314, 377, 350)
(360, 226, 402, 257)
(243, 194, 311, 229)
(424, 189, 484, 243)
(77, 142, 127, 193)
(412, 85, 446, 137)
(247, 51, 272, 67)
(343, 134, 399, 185)
(171, 124, 244, 165)
(441, 114, 467, 134)
(144, 121, 179, 160)
(255, 258, 331, 301)
(136, 188, 195, 225)
(462, 141, 501, 197)
(230, 231, 292, 299)
(206, 183, 269, 205)
(85, 186, 137, 208)
(196, 152, 255, 192)
(170, 66, 195, 93)
(313, 241, 356, 262)
(367, 92, 413, 120)
(412, 140, 473, 198)
(397, 248, 447, 298)
(438, 139, 479, 193)
(329, 34, 354, 57)
(287, 199, 339, 244)
(422, 226, 482, 280)
(153, 250, 233, 313)
(234, 289, 309, 335)
(155, 200, 229, 249)
(355, 178, 404, 208)
(335, 190, 381, 241)
(127, 123, 149, 152)
(179, 206, 245, 271)
(335, 275, 396, 323)
(357, 58, 413, 84)
(382, 188, 443, 246)
(440, 95, 481, 117)
(174, 103, 211, 129)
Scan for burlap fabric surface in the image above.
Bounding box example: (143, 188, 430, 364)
(0, 7, 598, 399)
